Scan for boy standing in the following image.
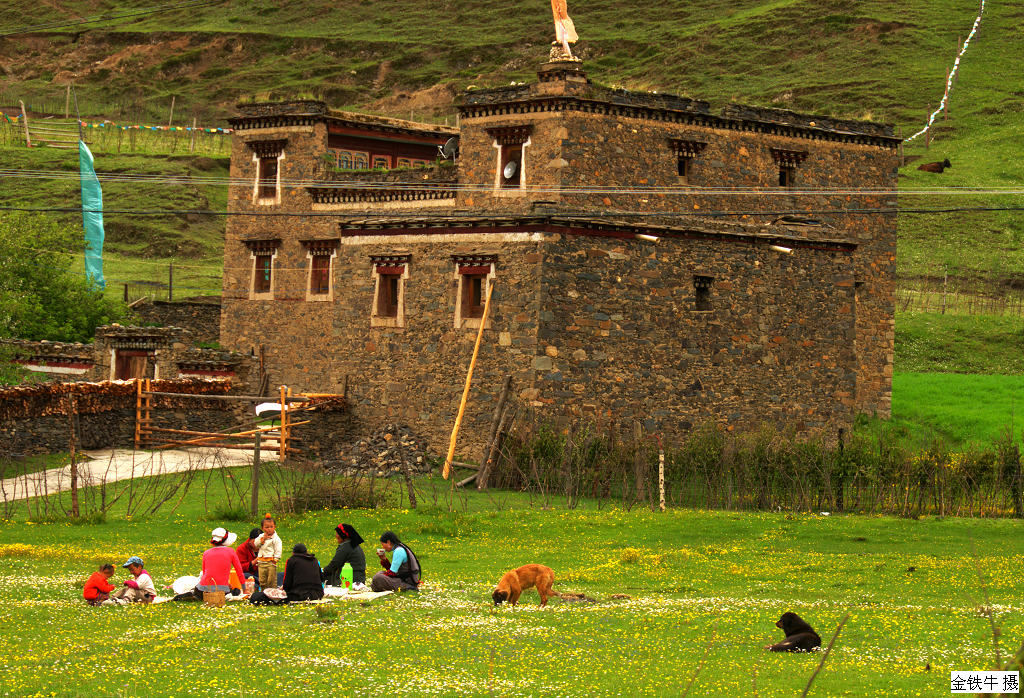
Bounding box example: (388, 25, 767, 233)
(253, 515, 282, 590)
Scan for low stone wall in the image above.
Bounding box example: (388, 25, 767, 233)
(130, 299, 222, 345)
(0, 379, 238, 458)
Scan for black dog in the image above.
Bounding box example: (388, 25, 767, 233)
(765, 611, 821, 652)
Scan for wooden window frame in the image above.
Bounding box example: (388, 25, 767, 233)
(246, 139, 286, 205)
(244, 239, 281, 300)
(301, 239, 340, 301)
(669, 139, 707, 185)
(454, 257, 496, 329)
(370, 256, 410, 328)
(770, 148, 808, 189)
(487, 126, 533, 195)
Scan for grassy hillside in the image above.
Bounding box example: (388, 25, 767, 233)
(2, 2, 1022, 317)
(2, 1, 1021, 284)
(0, 144, 227, 296)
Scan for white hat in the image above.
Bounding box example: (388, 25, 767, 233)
(211, 527, 238, 546)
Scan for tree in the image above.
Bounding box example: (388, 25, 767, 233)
(0, 212, 124, 343)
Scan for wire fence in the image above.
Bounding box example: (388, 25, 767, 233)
(896, 273, 1024, 317)
(1, 109, 231, 157)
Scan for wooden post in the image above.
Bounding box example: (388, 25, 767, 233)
(19, 100, 30, 147)
(443, 280, 496, 479)
(134, 378, 143, 448)
(68, 395, 79, 517)
(189, 117, 197, 153)
(251, 431, 261, 516)
(477, 375, 512, 490)
(279, 385, 288, 462)
(123, 283, 129, 303)
(897, 127, 904, 167)
(658, 438, 666, 512)
(167, 95, 175, 127)
(64, 84, 71, 119)
(168, 263, 173, 301)
(942, 269, 948, 314)
(925, 108, 931, 150)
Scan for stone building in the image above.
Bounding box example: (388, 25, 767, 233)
(220, 54, 898, 451)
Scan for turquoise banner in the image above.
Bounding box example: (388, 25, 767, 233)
(79, 140, 105, 290)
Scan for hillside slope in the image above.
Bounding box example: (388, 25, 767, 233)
(1, 0, 1021, 285)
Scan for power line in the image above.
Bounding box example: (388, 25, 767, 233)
(1, 169, 1022, 196)
(0, 0, 225, 37)
(2, 204, 1023, 218)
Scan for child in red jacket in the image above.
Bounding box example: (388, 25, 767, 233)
(83, 564, 116, 606)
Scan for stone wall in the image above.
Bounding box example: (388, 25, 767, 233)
(0, 379, 239, 458)
(130, 299, 222, 345)
(455, 75, 898, 417)
(534, 233, 856, 436)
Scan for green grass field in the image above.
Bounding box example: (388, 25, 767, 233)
(1, 482, 1022, 697)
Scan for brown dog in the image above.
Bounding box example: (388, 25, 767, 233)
(492, 564, 558, 607)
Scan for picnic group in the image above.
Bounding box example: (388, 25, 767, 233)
(82, 514, 421, 606)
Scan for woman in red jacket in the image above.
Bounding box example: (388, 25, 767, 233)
(197, 528, 246, 596)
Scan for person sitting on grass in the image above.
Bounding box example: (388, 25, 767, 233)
(235, 528, 262, 580)
(321, 523, 367, 591)
(83, 564, 116, 606)
(105, 556, 156, 605)
(282, 543, 324, 602)
(198, 527, 246, 597)
(371, 531, 421, 593)
(249, 543, 323, 604)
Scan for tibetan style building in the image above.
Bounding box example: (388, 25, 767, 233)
(220, 54, 899, 450)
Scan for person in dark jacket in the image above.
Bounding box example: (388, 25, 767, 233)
(282, 543, 324, 602)
(371, 531, 421, 592)
(321, 523, 367, 589)
(249, 543, 323, 605)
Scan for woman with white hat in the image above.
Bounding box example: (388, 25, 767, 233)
(197, 527, 246, 596)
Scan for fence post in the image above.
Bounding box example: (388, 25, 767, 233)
(190, 117, 197, 153)
(251, 431, 261, 516)
(168, 263, 173, 301)
(658, 438, 666, 512)
(68, 395, 79, 518)
(19, 100, 30, 147)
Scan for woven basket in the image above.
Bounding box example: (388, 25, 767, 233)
(203, 591, 226, 608)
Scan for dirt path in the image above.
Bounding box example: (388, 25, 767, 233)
(0, 447, 277, 501)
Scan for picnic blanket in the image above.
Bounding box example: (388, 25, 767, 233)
(324, 586, 393, 602)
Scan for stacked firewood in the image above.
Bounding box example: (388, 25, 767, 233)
(0, 378, 231, 421)
(324, 424, 431, 478)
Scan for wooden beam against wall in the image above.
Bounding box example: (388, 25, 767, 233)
(443, 280, 496, 479)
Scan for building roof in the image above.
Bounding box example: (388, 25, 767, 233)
(332, 213, 855, 250)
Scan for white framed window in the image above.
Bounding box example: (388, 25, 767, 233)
(487, 126, 533, 193)
(244, 239, 281, 300)
(246, 139, 287, 205)
(453, 255, 496, 329)
(301, 239, 339, 301)
(370, 255, 410, 328)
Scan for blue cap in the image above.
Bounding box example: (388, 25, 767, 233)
(122, 555, 144, 568)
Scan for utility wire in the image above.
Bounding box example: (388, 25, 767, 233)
(1, 168, 1022, 196)
(2, 204, 1023, 219)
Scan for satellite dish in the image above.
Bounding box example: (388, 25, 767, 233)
(503, 159, 518, 179)
(439, 137, 458, 159)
